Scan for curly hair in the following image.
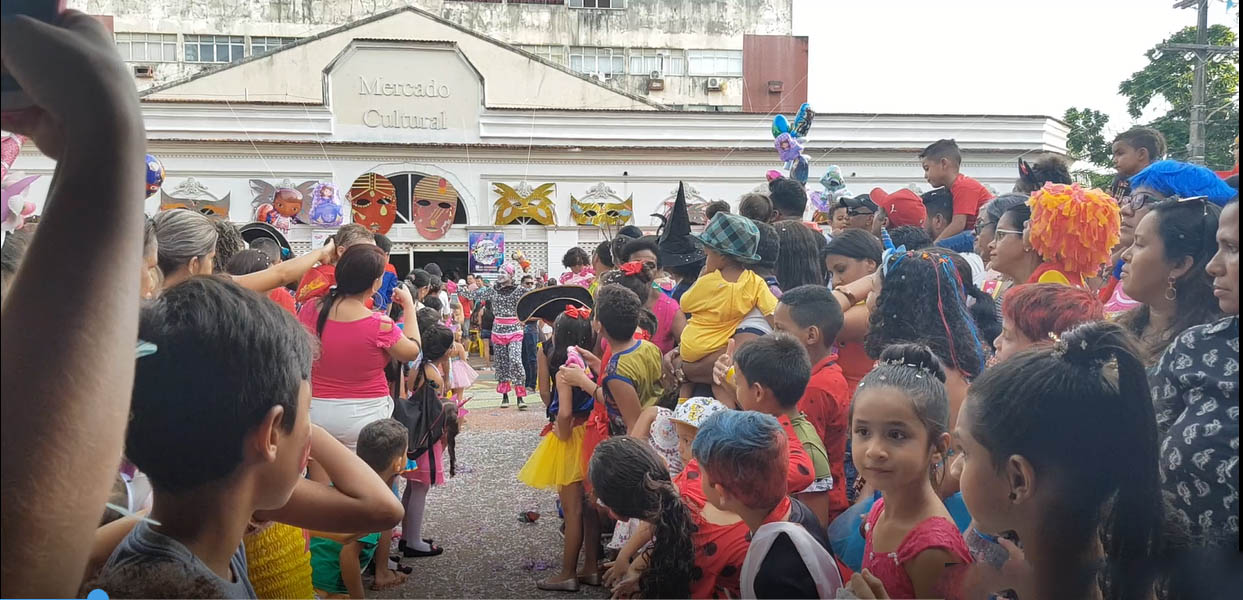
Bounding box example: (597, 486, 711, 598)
(562, 246, 590, 269)
(865, 249, 986, 378)
(590, 437, 695, 599)
(1016, 155, 1073, 194)
(594, 284, 641, 341)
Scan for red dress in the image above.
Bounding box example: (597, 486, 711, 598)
(676, 470, 751, 599)
(862, 497, 971, 599)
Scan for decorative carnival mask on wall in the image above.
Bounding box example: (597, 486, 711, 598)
(160, 177, 232, 220)
(570, 182, 633, 227)
(306, 181, 346, 227)
(653, 182, 711, 227)
(493, 181, 557, 226)
(348, 172, 397, 234)
(251, 179, 315, 233)
(412, 175, 459, 240)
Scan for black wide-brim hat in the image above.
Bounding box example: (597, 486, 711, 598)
(517, 285, 594, 323)
(239, 221, 292, 252)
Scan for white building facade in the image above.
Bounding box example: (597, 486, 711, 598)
(14, 6, 1068, 278)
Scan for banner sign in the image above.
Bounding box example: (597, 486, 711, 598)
(468, 231, 504, 274)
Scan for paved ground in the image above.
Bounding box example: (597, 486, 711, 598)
(376, 358, 606, 599)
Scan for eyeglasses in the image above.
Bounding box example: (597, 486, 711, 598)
(1120, 192, 1161, 211)
(994, 228, 1024, 238)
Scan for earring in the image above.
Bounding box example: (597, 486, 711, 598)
(1165, 276, 1178, 301)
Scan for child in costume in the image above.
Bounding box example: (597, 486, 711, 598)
(678, 213, 779, 398)
(517, 306, 598, 591)
(309, 419, 409, 598)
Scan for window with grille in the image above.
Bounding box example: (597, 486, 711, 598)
(115, 33, 177, 62)
(569, 47, 625, 76)
(569, 0, 625, 8)
(687, 49, 743, 76)
(629, 48, 684, 76)
(518, 44, 568, 66)
(184, 35, 245, 63)
(250, 36, 294, 56)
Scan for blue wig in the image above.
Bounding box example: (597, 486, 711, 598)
(1129, 160, 1236, 206)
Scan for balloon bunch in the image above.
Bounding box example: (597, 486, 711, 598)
(771, 103, 814, 184)
(511, 249, 532, 273)
(809, 165, 850, 214)
(145, 154, 165, 199)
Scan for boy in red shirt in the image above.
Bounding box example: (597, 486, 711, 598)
(771, 285, 851, 525)
(919, 139, 993, 242)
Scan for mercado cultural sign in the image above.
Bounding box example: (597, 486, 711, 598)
(469, 231, 505, 274)
(329, 41, 482, 143)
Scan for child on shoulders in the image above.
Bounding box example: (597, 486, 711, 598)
(309, 419, 409, 598)
(678, 213, 779, 397)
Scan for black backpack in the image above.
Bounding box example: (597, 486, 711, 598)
(391, 367, 446, 480)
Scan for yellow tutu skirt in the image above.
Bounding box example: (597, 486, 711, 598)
(243, 521, 315, 600)
(517, 425, 586, 490)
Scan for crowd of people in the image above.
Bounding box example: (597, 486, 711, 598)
(0, 11, 1239, 600)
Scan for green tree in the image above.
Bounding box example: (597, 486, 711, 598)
(1063, 107, 1113, 168)
(1119, 24, 1239, 169)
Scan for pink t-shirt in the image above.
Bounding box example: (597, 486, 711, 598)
(298, 304, 403, 399)
(650, 292, 680, 355)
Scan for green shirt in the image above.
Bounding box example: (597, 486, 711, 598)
(309, 532, 380, 594)
(790, 412, 831, 483)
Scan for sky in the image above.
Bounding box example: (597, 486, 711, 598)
(792, 0, 1237, 138)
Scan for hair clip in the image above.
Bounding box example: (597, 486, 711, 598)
(136, 340, 158, 359)
(564, 305, 591, 320)
(1048, 332, 1068, 358)
(618, 261, 644, 276)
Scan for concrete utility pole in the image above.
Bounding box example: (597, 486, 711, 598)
(1168, 0, 1238, 164)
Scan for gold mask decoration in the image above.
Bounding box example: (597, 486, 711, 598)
(570, 182, 633, 227)
(493, 181, 557, 226)
(159, 177, 232, 219)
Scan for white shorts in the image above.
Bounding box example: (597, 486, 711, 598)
(310, 396, 394, 451)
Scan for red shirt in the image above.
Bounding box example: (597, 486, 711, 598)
(267, 287, 297, 315)
(675, 459, 752, 599)
(296, 264, 335, 304)
(798, 354, 851, 521)
(950, 173, 993, 231)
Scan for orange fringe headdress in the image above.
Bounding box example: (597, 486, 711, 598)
(1027, 182, 1120, 278)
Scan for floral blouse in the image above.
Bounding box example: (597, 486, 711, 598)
(1150, 316, 1240, 539)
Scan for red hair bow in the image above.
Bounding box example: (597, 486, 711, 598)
(619, 261, 644, 276)
(634, 329, 652, 342)
(565, 305, 591, 320)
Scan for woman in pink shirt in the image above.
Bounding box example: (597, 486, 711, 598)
(602, 261, 683, 354)
(298, 244, 421, 451)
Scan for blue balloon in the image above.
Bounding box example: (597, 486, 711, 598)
(771, 114, 791, 138)
(145, 154, 165, 199)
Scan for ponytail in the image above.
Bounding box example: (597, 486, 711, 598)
(589, 437, 695, 599)
(969, 321, 1164, 600)
(315, 287, 342, 338)
(642, 477, 696, 599)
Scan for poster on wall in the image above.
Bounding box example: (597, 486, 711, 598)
(468, 231, 504, 274)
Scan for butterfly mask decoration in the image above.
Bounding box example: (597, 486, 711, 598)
(494, 182, 557, 226)
(571, 182, 632, 227)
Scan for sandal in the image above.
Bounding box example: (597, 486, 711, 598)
(387, 556, 413, 575)
(536, 577, 580, 592)
(369, 569, 407, 591)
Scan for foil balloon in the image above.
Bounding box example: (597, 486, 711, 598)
(774, 133, 804, 163)
(771, 114, 791, 138)
(765, 170, 784, 182)
(792, 103, 814, 138)
(307, 181, 345, 227)
(788, 154, 810, 184)
(820, 165, 849, 202)
(2, 134, 39, 232)
(145, 155, 165, 199)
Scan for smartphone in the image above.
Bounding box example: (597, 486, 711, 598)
(0, 0, 68, 111)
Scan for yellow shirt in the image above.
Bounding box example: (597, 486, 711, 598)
(679, 269, 778, 362)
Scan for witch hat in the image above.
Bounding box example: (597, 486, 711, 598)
(657, 182, 706, 268)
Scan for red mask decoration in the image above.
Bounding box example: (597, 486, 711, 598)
(412, 176, 458, 240)
(349, 173, 397, 234)
(565, 305, 591, 320)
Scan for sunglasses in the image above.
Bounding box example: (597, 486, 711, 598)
(1120, 192, 1161, 211)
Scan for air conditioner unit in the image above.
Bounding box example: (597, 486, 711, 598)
(133, 64, 156, 78)
(705, 77, 723, 91)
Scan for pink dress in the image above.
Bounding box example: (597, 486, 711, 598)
(403, 363, 446, 486)
(650, 292, 680, 355)
(862, 497, 971, 599)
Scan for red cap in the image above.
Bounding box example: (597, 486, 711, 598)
(869, 188, 927, 228)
